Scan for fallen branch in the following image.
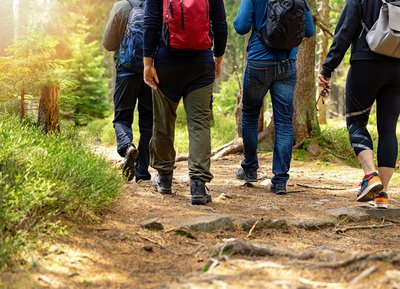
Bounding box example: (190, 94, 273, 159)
(349, 266, 378, 286)
(296, 183, 347, 190)
(335, 223, 394, 234)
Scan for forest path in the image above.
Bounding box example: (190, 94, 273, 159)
(4, 147, 400, 289)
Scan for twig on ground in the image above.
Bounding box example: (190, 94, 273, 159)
(335, 223, 394, 233)
(296, 183, 347, 190)
(246, 218, 263, 238)
(207, 258, 220, 272)
(298, 277, 342, 288)
(349, 266, 378, 286)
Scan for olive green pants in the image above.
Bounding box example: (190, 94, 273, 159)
(150, 83, 214, 182)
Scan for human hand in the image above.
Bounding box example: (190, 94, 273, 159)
(214, 56, 223, 79)
(317, 74, 331, 96)
(143, 57, 159, 90)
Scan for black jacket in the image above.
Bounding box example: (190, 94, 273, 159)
(321, 0, 398, 78)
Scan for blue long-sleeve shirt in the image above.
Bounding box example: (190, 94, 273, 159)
(234, 0, 314, 61)
(143, 0, 228, 64)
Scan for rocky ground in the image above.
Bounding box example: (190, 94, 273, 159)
(2, 147, 400, 289)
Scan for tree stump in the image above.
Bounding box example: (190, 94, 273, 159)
(38, 85, 60, 133)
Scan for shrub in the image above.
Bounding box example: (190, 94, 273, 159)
(0, 114, 122, 268)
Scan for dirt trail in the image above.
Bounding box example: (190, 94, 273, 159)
(3, 148, 400, 289)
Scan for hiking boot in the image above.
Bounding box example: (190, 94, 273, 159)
(236, 167, 257, 182)
(369, 191, 389, 209)
(357, 172, 383, 202)
(152, 173, 173, 194)
(190, 179, 212, 205)
(270, 183, 287, 195)
(122, 145, 138, 181)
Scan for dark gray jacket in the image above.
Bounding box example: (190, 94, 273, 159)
(103, 0, 131, 65)
(321, 0, 399, 78)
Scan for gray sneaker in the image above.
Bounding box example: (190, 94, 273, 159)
(236, 167, 257, 182)
(122, 145, 138, 181)
(152, 173, 173, 194)
(190, 179, 212, 205)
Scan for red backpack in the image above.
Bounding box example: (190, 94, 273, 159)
(162, 0, 212, 50)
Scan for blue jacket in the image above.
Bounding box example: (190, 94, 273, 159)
(234, 0, 315, 61)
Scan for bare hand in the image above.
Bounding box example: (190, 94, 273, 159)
(317, 74, 330, 87)
(214, 56, 223, 79)
(143, 64, 159, 90)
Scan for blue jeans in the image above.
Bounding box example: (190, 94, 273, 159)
(241, 60, 296, 185)
(113, 72, 153, 181)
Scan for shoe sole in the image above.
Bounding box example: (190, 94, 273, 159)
(357, 181, 384, 202)
(191, 195, 212, 205)
(368, 200, 389, 209)
(123, 148, 139, 181)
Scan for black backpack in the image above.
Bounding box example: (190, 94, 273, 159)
(258, 0, 307, 51)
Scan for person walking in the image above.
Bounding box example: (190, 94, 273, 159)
(103, 0, 153, 183)
(143, 0, 228, 205)
(318, 0, 400, 208)
(234, 0, 314, 194)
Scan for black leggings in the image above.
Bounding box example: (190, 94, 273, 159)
(346, 60, 400, 168)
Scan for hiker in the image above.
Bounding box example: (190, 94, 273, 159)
(234, 0, 314, 194)
(318, 0, 400, 208)
(103, 0, 153, 183)
(143, 0, 228, 205)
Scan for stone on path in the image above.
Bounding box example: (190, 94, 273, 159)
(140, 218, 164, 231)
(327, 207, 370, 221)
(288, 218, 335, 230)
(360, 207, 400, 218)
(172, 214, 235, 233)
(241, 218, 288, 231)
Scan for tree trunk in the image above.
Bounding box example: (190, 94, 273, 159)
(20, 89, 25, 120)
(293, 36, 320, 144)
(316, 0, 330, 124)
(0, 0, 14, 55)
(38, 85, 60, 133)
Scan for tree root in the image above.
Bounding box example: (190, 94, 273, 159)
(215, 239, 400, 270)
(217, 239, 315, 260)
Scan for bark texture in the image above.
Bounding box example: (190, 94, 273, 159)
(38, 85, 60, 133)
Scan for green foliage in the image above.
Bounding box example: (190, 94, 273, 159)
(86, 105, 236, 154)
(213, 74, 241, 116)
(56, 23, 111, 125)
(0, 113, 122, 268)
(0, 31, 60, 102)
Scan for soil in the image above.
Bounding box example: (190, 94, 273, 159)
(2, 147, 400, 289)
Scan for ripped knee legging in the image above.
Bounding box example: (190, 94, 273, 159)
(345, 60, 400, 168)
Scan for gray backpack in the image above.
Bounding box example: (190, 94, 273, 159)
(361, 0, 400, 58)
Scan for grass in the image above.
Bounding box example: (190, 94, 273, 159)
(0, 114, 122, 269)
(86, 104, 236, 154)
